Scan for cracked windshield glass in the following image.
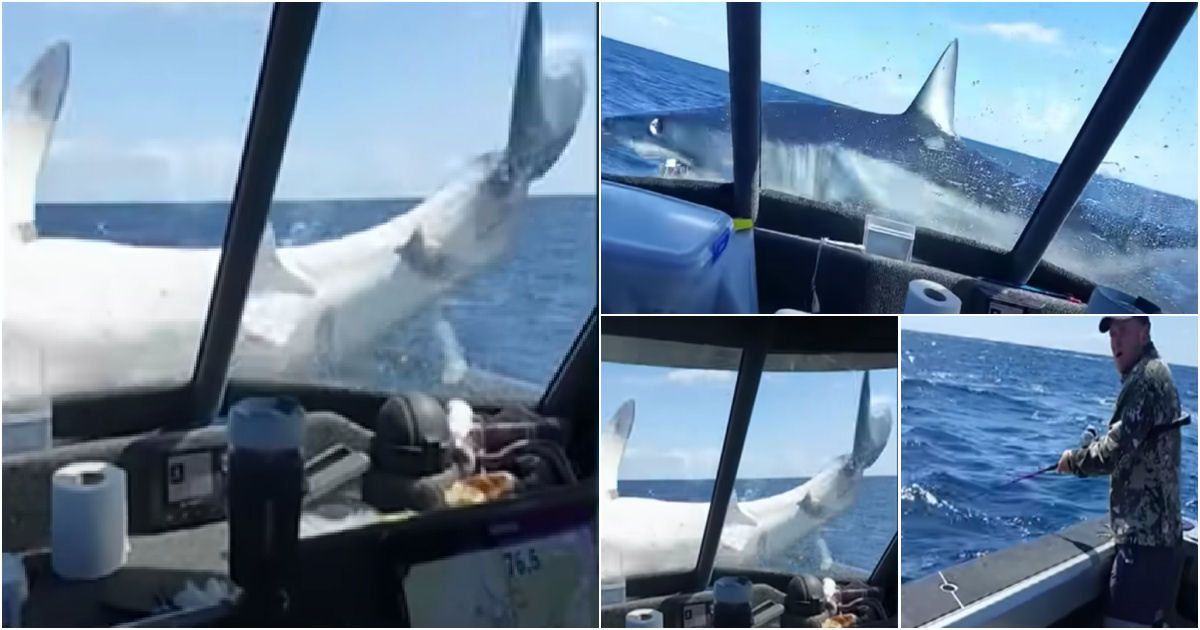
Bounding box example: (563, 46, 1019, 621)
(600, 3, 1197, 313)
(600, 356, 897, 579)
(2, 3, 597, 405)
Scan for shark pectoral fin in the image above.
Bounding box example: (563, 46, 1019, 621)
(433, 316, 468, 385)
(720, 523, 756, 558)
(240, 292, 310, 348)
(815, 535, 834, 572)
(4, 42, 70, 246)
(397, 229, 448, 278)
(600, 400, 635, 499)
(905, 39, 958, 137)
(799, 491, 825, 518)
(724, 491, 757, 526)
(252, 223, 315, 296)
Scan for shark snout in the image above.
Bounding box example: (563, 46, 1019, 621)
(600, 117, 621, 147)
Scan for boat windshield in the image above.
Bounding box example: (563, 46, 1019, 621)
(601, 346, 896, 578)
(229, 3, 596, 403)
(601, 3, 1197, 313)
(2, 3, 271, 397)
(734, 364, 896, 577)
(3, 3, 597, 406)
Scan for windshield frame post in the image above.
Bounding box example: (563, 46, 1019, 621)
(1003, 2, 1196, 287)
(188, 2, 321, 427)
(725, 2, 762, 226)
(540, 309, 598, 478)
(691, 320, 772, 591)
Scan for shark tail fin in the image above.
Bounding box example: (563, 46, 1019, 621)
(505, 2, 585, 182)
(251, 223, 315, 296)
(4, 41, 70, 245)
(600, 400, 635, 498)
(850, 371, 891, 473)
(904, 39, 958, 137)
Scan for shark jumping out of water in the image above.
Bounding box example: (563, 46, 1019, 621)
(600, 372, 892, 577)
(602, 41, 1050, 233)
(601, 39, 1197, 304)
(2, 3, 586, 397)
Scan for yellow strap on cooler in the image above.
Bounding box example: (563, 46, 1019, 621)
(732, 218, 754, 231)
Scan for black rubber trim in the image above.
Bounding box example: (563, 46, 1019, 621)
(725, 3, 761, 223)
(600, 174, 1096, 304)
(602, 315, 895, 356)
(869, 533, 899, 615)
(539, 308, 598, 479)
(692, 326, 771, 590)
(189, 3, 321, 426)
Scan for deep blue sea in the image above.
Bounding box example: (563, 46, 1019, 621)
(617, 476, 897, 576)
(601, 37, 1198, 313)
(900, 330, 1199, 582)
(33, 196, 595, 398)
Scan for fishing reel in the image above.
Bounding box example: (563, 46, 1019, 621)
(781, 575, 886, 628)
(1080, 425, 1099, 449)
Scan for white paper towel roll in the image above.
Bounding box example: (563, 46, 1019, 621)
(51, 462, 128, 580)
(904, 279, 962, 314)
(626, 608, 664, 628)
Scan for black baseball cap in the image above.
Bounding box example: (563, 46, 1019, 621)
(1099, 315, 1150, 333)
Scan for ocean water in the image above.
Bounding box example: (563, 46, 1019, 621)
(601, 37, 1198, 313)
(900, 330, 1199, 581)
(617, 476, 897, 576)
(30, 196, 596, 398)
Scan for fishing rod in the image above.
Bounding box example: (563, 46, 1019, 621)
(971, 414, 1192, 502)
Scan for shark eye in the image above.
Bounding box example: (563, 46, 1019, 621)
(649, 117, 663, 137)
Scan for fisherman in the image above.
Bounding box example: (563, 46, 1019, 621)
(1055, 315, 1182, 628)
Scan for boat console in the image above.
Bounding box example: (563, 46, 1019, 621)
(2, 400, 597, 627)
(601, 537, 898, 628)
(901, 515, 1198, 628)
(601, 176, 1095, 316)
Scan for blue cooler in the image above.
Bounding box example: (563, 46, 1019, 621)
(601, 181, 756, 313)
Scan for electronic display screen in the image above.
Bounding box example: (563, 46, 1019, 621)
(165, 450, 215, 504)
(403, 524, 597, 627)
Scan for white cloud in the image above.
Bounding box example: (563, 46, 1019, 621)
(42, 135, 243, 202)
(664, 369, 735, 385)
(1010, 90, 1079, 137)
(36, 2, 269, 21)
(620, 446, 721, 480)
(979, 21, 1062, 46)
(652, 14, 674, 29)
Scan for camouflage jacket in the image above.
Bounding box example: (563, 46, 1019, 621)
(1067, 342, 1181, 547)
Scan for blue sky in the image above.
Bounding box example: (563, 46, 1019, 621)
(601, 363, 898, 481)
(601, 2, 1197, 200)
(3, 2, 596, 203)
(902, 315, 1198, 368)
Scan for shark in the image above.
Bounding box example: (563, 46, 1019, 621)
(601, 39, 1197, 311)
(2, 3, 586, 398)
(600, 371, 892, 577)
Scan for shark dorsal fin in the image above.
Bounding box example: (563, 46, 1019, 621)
(3, 42, 70, 246)
(905, 39, 958, 137)
(601, 400, 635, 499)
